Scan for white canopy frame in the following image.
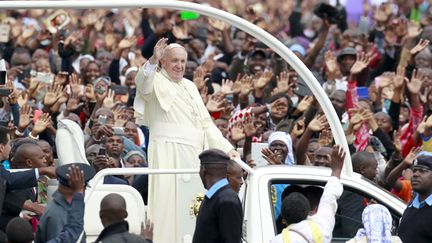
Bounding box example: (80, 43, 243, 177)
(0, 1, 352, 176)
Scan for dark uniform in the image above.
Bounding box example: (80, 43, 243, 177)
(398, 155, 432, 243)
(192, 149, 243, 243)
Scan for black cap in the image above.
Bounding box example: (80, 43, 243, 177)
(56, 163, 96, 187)
(337, 47, 357, 61)
(414, 155, 432, 170)
(199, 149, 230, 165)
(250, 49, 267, 59)
(294, 78, 313, 97)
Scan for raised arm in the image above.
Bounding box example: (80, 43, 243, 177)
(135, 38, 168, 96)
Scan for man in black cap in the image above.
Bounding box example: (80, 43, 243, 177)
(337, 47, 357, 78)
(192, 149, 242, 243)
(398, 154, 432, 243)
(35, 162, 95, 243)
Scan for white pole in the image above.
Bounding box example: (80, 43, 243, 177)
(0, 1, 352, 175)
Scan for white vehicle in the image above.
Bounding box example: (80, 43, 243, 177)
(81, 165, 407, 243)
(1, 1, 408, 243)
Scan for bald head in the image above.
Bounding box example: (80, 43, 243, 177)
(14, 143, 46, 169)
(99, 193, 128, 227)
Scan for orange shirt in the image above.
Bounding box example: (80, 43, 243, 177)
(393, 180, 413, 203)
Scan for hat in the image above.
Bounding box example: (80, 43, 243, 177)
(249, 49, 267, 59)
(294, 78, 313, 97)
(56, 163, 96, 187)
(124, 150, 146, 164)
(199, 149, 230, 165)
(55, 119, 96, 186)
(337, 47, 357, 61)
(93, 76, 111, 87)
(414, 155, 432, 170)
(290, 44, 306, 57)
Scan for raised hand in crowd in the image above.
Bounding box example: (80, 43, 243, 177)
(113, 107, 129, 127)
(261, 147, 282, 165)
(330, 145, 346, 178)
(193, 67, 208, 92)
(238, 75, 254, 99)
(17, 105, 33, 134)
(230, 122, 245, 143)
(291, 118, 305, 138)
(253, 70, 273, 90)
(319, 129, 333, 147)
(69, 73, 82, 97)
(406, 69, 427, 95)
(206, 94, 225, 113)
(410, 39, 430, 56)
(295, 96, 313, 114)
(85, 84, 96, 102)
(44, 84, 64, 107)
(103, 89, 115, 109)
(307, 114, 328, 133)
(403, 147, 422, 167)
(275, 71, 292, 94)
(220, 79, 235, 96)
(208, 18, 231, 32)
(350, 52, 372, 77)
(243, 115, 257, 138)
(31, 113, 51, 138)
(324, 50, 339, 79)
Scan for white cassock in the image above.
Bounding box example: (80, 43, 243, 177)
(134, 62, 233, 243)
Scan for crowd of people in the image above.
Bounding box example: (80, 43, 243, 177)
(0, 0, 431, 242)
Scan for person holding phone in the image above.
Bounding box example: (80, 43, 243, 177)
(134, 38, 239, 242)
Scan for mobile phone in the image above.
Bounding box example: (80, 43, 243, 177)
(98, 115, 107, 125)
(36, 72, 54, 84)
(98, 147, 106, 156)
(0, 88, 11, 97)
(251, 143, 269, 167)
(113, 126, 125, 136)
(111, 85, 128, 95)
(95, 85, 106, 94)
(33, 110, 43, 123)
(0, 71, 6, 85)
(17, 68, 31, 82)
(0, 24, 10, 43)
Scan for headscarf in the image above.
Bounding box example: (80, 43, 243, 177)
(355, 204, 392, 243)
(123, 150, 147, 166)
(268, 131, 295, 165)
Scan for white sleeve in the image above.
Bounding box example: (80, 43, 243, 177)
(309, 176, 343, 241)
(35, 169, 40, 180)
(135, 61, 158, 96)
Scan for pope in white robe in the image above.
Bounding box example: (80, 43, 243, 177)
(134, 38, 237, 242)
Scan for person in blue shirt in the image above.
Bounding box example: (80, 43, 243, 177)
(192, 149, 242, 243)
(5, 165, 85, 243)
(398, 154, 432, 243)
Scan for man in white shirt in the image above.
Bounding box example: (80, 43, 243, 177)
(271, 145, 345, 243)
(134, 38, 239, 242)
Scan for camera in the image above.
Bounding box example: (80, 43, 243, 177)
(313, 3, 343, 24)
